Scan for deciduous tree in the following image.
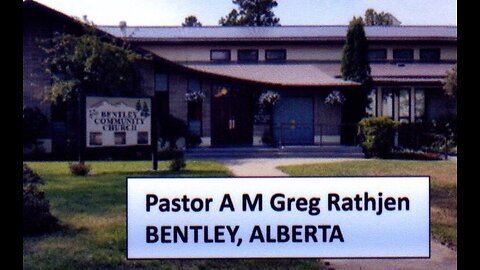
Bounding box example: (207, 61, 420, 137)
(40, 31, 144, 103)
(443, 64, 457, 98)
(364, 8, 401, 26)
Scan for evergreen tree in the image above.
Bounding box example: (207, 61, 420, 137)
(182, 15, 202, 27)
(219, 9, 242, 26)
(340, 17, 373, 143)
(219, 0, 280, 26)
(341, 17, 372, 85)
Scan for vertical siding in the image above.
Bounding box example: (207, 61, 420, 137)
(201, 80, 211, 137)
(168, 73, 188, 121)
(23, 19, 54, 123)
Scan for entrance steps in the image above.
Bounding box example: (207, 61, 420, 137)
(185, 145, 364, 159)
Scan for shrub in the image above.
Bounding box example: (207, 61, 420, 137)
(23, 164, 59, 235)
(261, 128, 275, 146)
(23, 164, 44, 185)
(169, 158, 186, 171)
(388, 149, 443, 160)
(69, 162, 91, 176)
(158, 148, 184, 161)
(358, 116, 398, 158)
(186, 132, 202, 148)
(159, 114, 188, 150)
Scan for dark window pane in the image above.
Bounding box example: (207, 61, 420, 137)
(188, 120, 202, 136)
(399, 89, 410, 118)
(137, 131, 149, 144)
(238, 49, 258, 62)
(393, 49, 414, 62)
(155, 73, 168, 92)
(188, 78, 201, 93)
(265, 49, 286, 61)
(89, 132, 102, 146)
(367, 88, 377, 116)
(114, 132, 126, 145)
(382, 89, 394, 118)
(415, 89, 425, 121)
(211, 50, 231, 61)
(368, 49, 387, 62)
(420, 49, 440, 62)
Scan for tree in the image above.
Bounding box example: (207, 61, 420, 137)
(364, 8, 401, 26)
(182, 15, 202, 27)
(40, 31, 144, 103)
(341, 17, 372, 86)
(219, 9, 242, 26)
(341, 17, 373, 144)
(40, 24, 146, 161)
(443, 64, 457, 98)
(219, 0, 280, 26)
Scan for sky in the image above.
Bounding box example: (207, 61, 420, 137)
(32, 0, 457, 26)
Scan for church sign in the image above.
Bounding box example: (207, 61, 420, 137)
(86, 97, 152, 147)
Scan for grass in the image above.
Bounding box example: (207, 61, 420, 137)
(23, 161, 326, 270)
(278, 159, 457, 249)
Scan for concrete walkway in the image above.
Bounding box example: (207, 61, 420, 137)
(221, 158, 457, 270)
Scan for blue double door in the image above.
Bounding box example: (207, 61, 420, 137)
(273, 97, 314, 145)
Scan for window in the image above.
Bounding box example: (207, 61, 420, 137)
(366, 88, 377, 116)
(238, 49, 259, 62)
(382, 89, 394, 118)
(393, 49, 414, 62)
(188, 102, 202, 137)
(368, 49, 387, 62)
(154, 73, 168, 92)
(420, 49, 440, 62)
(114, 132, 126, 145)
(399, 89, 410, 123)
(89, 132, 102, 146)
(210, 50, 231, 62)
(188, 78, 201, 93)
(265, 49, 286, 61)
(137, 131, 149, 145)
(414, 89, 425, 123)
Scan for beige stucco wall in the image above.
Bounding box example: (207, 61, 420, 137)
(142, 43, 456, 63)
(141, 44, 344, 62)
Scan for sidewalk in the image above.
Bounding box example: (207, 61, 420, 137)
(221, 158, 457, 270)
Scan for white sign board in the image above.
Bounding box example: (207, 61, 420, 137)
(86, 97, 151, 147)
(127, 177, 430, 259)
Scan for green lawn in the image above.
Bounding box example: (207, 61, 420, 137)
(278, 159, 457, 249)
(23, 161, 325, 270)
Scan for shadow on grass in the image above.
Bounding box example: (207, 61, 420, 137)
(46, 170, 232, 216)
(92, 170, 233, 177)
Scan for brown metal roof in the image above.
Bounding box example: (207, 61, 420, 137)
(183, 62, 454, 86)
(185, 63, 359, 87)
(308, 62, 454, 79)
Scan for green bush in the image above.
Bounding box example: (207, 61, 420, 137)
(358, 116, 398, 158)
(23, 164, 44, 185)
(69, 162, 91, 176)
(23, 164, 59, 235)
(169, 158, 186, 171)
(158, 148, 184, 161)
(186, 132, 202, 148)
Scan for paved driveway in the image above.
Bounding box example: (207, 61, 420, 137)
(220, 158, 457, 270)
